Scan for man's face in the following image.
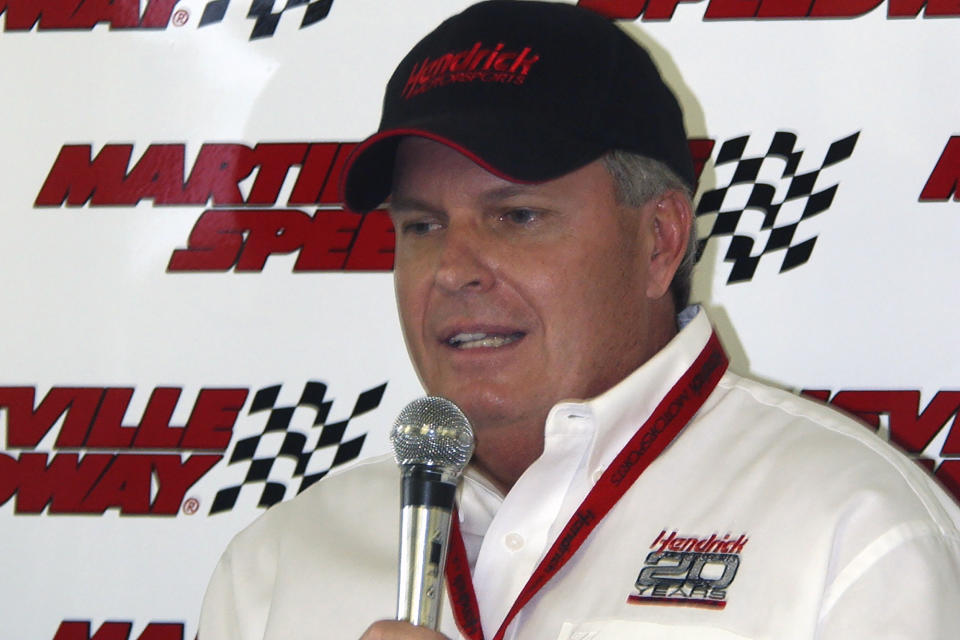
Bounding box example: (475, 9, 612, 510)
(390, 137, 670, 437)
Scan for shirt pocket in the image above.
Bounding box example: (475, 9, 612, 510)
(556, 619, 754, 640)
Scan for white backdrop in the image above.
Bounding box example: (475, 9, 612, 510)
(1, 1, 958, 637)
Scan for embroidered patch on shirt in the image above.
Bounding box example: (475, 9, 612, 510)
(627, 529, 748, 609)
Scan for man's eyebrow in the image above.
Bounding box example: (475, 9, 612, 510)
(479, 183, 538, 203)
(389, 184, 540, 214)
(388, 195, 445, 216)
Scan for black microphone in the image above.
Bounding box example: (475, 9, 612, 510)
(390, 396, 475, 630)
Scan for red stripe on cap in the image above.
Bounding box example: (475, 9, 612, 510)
(340, 127, 539, 207)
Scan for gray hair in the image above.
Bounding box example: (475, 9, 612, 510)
(600, 150, 697, 311)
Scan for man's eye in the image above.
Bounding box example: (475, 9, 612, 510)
(402, 220, 441, 235)
(500, 208, 539, 225)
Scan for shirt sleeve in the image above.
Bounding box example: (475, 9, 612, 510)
(816, 521, 960, 640)
(198, 523, 278, 640)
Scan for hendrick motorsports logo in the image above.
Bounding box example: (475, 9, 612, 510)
(630, 529, 748, 609)
(0, 0, 334, 39)
(0, 380, 384, 515)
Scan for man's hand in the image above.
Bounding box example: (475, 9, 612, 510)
(360, 620, 450, 640)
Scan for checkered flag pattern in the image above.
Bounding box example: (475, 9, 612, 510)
(246, 0, 333, 39)
(210, 381, 386, 513)
(199, 0, 333, 39)
(695, 131, 859, 283)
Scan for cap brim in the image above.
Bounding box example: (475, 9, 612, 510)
(341, 111, 606, 213)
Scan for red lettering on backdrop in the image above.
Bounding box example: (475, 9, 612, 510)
(183, 144, 259, 205)
(2, 452, 220, 514)
(138, 0, 179, 28)
(0, 386, 245, 449)
(920, 136, 960, 201)
(69, 0, 140, 29)
(288, 143, 344, 204)
(233, 210, 322, 270)
(578, 0, 960, 17)
(803, 390, 960, 454)
(809, 0, 881, 16)
(345, 210, 396, 270)
(247, 143, 310, 204)
(52, 620, 131, 640)
(167, 209, 394, 272)
(888, 0, 960, 17)
(756, 0, 813, 17)
(35, 144, 133, 206)
(180, 388, 248, 449)
(704, 0, 760, 18)
(52, 620, 186, 640)
(86, 388, 138, 448)
(12, 453, 112, 512)
(34, 142, 349, 207)
(0, 0, 74, 30)
(0, 387, 101, 447)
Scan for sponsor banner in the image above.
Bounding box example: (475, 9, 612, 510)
(1, 0, 958, 638)
(579, 0, 960, 20)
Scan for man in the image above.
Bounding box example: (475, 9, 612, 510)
(199, 2, 960, 639)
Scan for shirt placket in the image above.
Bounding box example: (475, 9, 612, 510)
(470, 405, 595, 640)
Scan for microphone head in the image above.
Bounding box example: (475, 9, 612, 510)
(390, 396, 474, 475)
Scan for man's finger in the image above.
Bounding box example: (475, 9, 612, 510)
(359, 620, 450, 640)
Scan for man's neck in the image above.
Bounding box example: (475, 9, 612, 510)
(467, 304, 682, 495)
(469, 419, 546, 495)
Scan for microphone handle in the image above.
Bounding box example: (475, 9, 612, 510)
(397, 466, 458, 629)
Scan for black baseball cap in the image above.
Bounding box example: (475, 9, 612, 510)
(342, 0, 693, 213)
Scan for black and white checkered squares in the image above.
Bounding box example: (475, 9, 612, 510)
(200, 0, 333, 40)
(210, 380, 385, 513)
(696, 131, 859, 283)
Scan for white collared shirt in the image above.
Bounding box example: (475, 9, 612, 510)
(199, 308, 960, 640)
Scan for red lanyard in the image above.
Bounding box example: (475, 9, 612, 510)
(444, 332, 728, 640)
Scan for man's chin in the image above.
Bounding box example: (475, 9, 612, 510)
(436, 391, 535, 433)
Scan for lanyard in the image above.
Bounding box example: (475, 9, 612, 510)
(444, 332, 728, 640)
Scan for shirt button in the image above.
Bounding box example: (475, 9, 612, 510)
(591, 468, 604, 483)
(504, 532, 525, 550)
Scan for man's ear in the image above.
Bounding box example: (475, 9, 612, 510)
(645, 189, 693, 300)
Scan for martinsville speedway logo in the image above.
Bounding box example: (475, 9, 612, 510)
(5, 0, 955, 40)
(34, 142, 396, 273)
(32, 133, 862, 281)
(0, 0, 333, 39)
(577, 0, 960, 19)
(0, 380, 384, 515)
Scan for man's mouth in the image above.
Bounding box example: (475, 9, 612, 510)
(446, 331, 525, 349)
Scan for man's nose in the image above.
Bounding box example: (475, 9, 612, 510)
(434, 225, 496, 293)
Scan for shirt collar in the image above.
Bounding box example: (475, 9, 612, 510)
(552, 305, 714, 479)
(461, 306, 714, 504)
